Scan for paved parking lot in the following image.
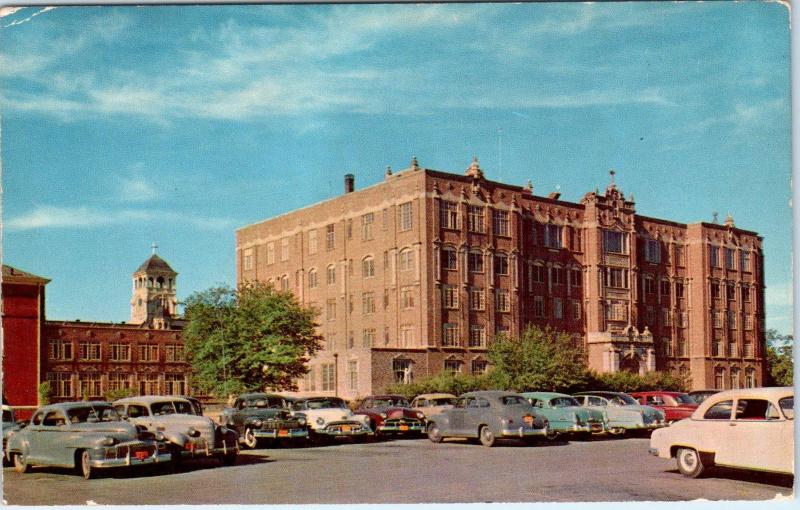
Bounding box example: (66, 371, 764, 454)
(3, 436, 793, 505)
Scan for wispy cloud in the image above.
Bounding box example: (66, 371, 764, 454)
(118, 166, 162, 202)
(2, 6, 56, 28)
(6, 205, 234, 232)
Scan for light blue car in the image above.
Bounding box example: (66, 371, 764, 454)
(520, 392, 608, 439)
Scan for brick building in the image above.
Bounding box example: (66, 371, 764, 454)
(235, 158, 766, 398)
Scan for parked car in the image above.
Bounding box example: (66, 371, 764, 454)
(2, 405, 22, 465)
(629, 391, 699, 424)
(221, 393, 308, 448)
(410, 393, 457, 421)
(5, 401, 171, 479)
(572, 391, 666, 435)
(113, 396, 238, 467)
(426, 391, 548, 447)
(650, 387, 794, 477)
(352, 395, 426, 436)
(520, 392, 608, 439)
(286, 396, 372, 443)
(687, 389, 720, 405)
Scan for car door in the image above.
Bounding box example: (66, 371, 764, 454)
(463, 397, 486, 435)
(448, 398, 468, 435)
(727, 397, 788, 473)
(33, 409, 68, 465)
(696, 399, 735, 464)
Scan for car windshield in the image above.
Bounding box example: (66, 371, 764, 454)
(431, 398, 456, 406)
(2, 410, 14, 422)
(151, 402, 177, 415)
(779, 397, 794, 419)
(674, 394, 695, 405)
(499, 396, 527, 406)
(246, 397, 284, 409)
(609, 394, 638, 406)
(174, 401, 195, 414)
(374, 398, 409, 407)
(550, 397, 580, 408)
(67, 405, 120, 423)
(306, 399, 347, 410)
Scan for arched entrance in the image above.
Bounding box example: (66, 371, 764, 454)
(619, 354, 641, 374)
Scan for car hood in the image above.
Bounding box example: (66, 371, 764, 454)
(70, 421, 139, 436)
(297, 408, 357, 422)
(134, 414, 214, 428)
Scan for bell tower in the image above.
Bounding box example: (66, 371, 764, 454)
(130, 243, 178, 329)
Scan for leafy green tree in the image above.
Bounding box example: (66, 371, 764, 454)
(37, 381, 52, 406)
(385, 371, 494, 400)
(766, 329, 793, 386)
(487, 326, 591, 392)
(105, 387, 137, 402)
(587, 370, 688, 393)
(183, 282, 323, 397)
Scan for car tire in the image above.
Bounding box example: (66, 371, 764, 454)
(427, 422, 443, 443)
(13, 452, 31, 474)
(479, 426, 496, 447)
(220, 451, 238, 466)
(79, 450, 94, 480)
(676, 448, 706, 478)
(242, 428, 258, 449)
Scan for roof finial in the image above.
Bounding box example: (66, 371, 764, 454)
(712, 211, 719, 224)
(385, 165, 392, 176)
(466, 156, 484, 179)
(411, 156, 420, 171)
(609, 169, 616, 187)
(724, 213, 735, 228)
(151, 242, 158, 255)
(524, 179, 533, 193)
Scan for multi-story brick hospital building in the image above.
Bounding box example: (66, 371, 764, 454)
(237, 158, 766, 398)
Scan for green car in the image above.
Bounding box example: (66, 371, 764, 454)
(520, 392, 608, 440)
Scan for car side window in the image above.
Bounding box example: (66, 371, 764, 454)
(779, 397, 794, 419)
(416, 399, 426, 407)
(127, 405, 148, 418)
(703, 400, 733, 420)
(42, 410, 66, 427)
(455, 398, 466, 409)
(588, 397, 605, 406)
(113, 405, 126, 416)
(531, 399, 544, 408)
(477, 398, 490, 408)
(735, 399, 771, 420)
(31, 411, 44, 426)
(646, 396, 664, 406)
(363, 399, 372, 409)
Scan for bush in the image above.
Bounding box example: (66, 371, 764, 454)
(37, 381, 52, 406)
(584, 370, 689, 393)
(385, 371, 495, 399)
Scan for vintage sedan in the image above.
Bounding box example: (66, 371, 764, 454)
(221, 393, 308, 448)
(352, 395, 426, 436)
(573, 391, 666, 435)
(286, 397, 372, 443)
(650, 387, 794, 477)
(5, 402, 170, 479)
(410, 393, 457, 421)
(2, 405, 22, 465)
(114, 396, 238, 467)
(629, 391, 698, 424)
(426, 391, 548, 447)
(520, 392, 608, 439)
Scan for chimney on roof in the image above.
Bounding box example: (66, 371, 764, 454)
(344, 174, 355, 194)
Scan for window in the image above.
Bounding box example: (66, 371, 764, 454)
(704, 399, 732, 419)
(725, 248, 735, 269)
(47, 373, 72, 398)
(493, 210, 510, 236)
(713, 311, 723, 329)
(644, 276, 656, 295)
(533, 296, 545, 318)
(645, 239, 661, 263)
(361, 213, 374, 240)
(660, 280, 670, 296)
(468, 206, 485, 233)
(107, 372, 133, 393)
(727, 310, 737, 330)
(49, 339, 73, 360)
(646, 306, 656, 325)
(138, 344, 159, 362)
(346, 219, 353, 239)
(362, 292, 375, 314)
(742, 286, 751, 303)
(532, 264, 546, 284)
(326, 225, 335, 250)
(401, 287, 415, 309)
(472, 360, 488, 374)
(606, 301, 627, 321)
(308, 269, 318, 288)
(347, 361, 358, 391)
(440, 201, 459, 229)
(570, 268, 582, 287)
(661, 309, 672, 327)
(552, 297, 563, 319)
(711, 282, 720, 299)
(676, 281, 685, 298)
(399, 202, 413, 231)
(304, 367, 316, 392)
(281, 238, 289, 261)
(362, 328, 375, 348)
(571, 300, 582, 321)
(551, 266, 565, 286)
(605, 268, 629, 289)
(677, 338, 688, 357)
(165, 344, 184, 362)
(709, 246, 720, 268)
(442, 324, 460, 347)
(728, 339, 738, 357)
(744, 315, 754, 331)
(266, 242, 275, 264)
(326, 299, 337, 321)
(496, 289, 511, 312)
(468, 251, 484, 273)
(393, 359, 413, 384)
(725, 283, 735, 301)
(383, 209, 389, 231)
(740, 251, 751, 272)
(243, 248, 254, 270)
(712, 338, 724, 357)
(443, 286, 459, 309)
(531, 223, 538, 245)
(674, 244, 685, 266)
(362, 256, 375, 278)
(745, 368, 757, 388)
(280, 275, 289, 291)
(495, 253, 509, 275)
(79, 342, 101, 361)
(399, 325, 414, 347)
(78, 373, 102, 398)
(603, 231, 627, 254)
(139, 373, 160, 395)
(571, 228, 582, 252)
(662, 337, 672, 357)
(326, 265, 336, 285)
(308, 230, 318, 255)
(544, 224, 563, 249)
(442, 247, 458, 270)
(164, 374, 187, 395)
(109, 343, 131, 363)
(321, 363, 335, 392)
(444, 360, 462, 374)
(469, 325, 486, 348)
(399, 249, 414, 271)
(469, 287, 485, 311)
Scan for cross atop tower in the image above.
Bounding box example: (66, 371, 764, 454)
(151, 242, 158, 255)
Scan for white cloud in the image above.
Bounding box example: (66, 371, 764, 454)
(118, 168, 162, 202)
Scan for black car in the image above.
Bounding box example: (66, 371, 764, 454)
(221, 393, 308, 448)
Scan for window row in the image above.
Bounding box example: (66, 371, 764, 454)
(709, 246, 752, 272)
(712, 367, 758, 390)
(710, 281, 753, 303)
(711, 339, 756, 358)
(48, 341, 184, 363)
(711, 311, 756, 331)
(46, 372, 188, 398)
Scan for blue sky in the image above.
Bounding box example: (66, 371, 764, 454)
(1, 3, 793, 334)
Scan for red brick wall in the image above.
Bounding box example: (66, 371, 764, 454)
(2, 282, 44, 417)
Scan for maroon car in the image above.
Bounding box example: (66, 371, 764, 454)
(352, 395, 426, 436)
(629, 391, 698, 424)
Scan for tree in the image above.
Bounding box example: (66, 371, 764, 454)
(37, 381, 52, 406)
(766, 329, 793, 386)
(487, 326, 591, 393)
(182, 282, 323, 397)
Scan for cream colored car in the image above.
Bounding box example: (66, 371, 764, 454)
(649, 387, 794, 477)
(410, 393, 457, 421)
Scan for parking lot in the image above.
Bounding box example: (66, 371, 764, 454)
(3, 435, 792, 505)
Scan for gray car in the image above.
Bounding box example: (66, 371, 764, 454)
(5, 401, 171, 479)
(221, 393, 308, 448)
(2, 405, 22, 465)
(426, 391, 549, 447)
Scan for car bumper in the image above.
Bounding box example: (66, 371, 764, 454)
(610, 421, 666, 431)
(377, 423, 425, 433)
(181, 440, 239, 458)
(499, 426, 548, 438)
(317, 425, 372, 437)
(91, 452, 172, 468)
(253, 428, 308, 439)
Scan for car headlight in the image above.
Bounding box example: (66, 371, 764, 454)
(297, 417, 306, 427)
(416, 412, 425, 419)
(155, 432, 165, 442)
(187, 427, 201, 437)
(380, 413, 387, 419)
(101, 436, 117, 446)
(316, 417, 325, 425)
(251, 419, 263, 428)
